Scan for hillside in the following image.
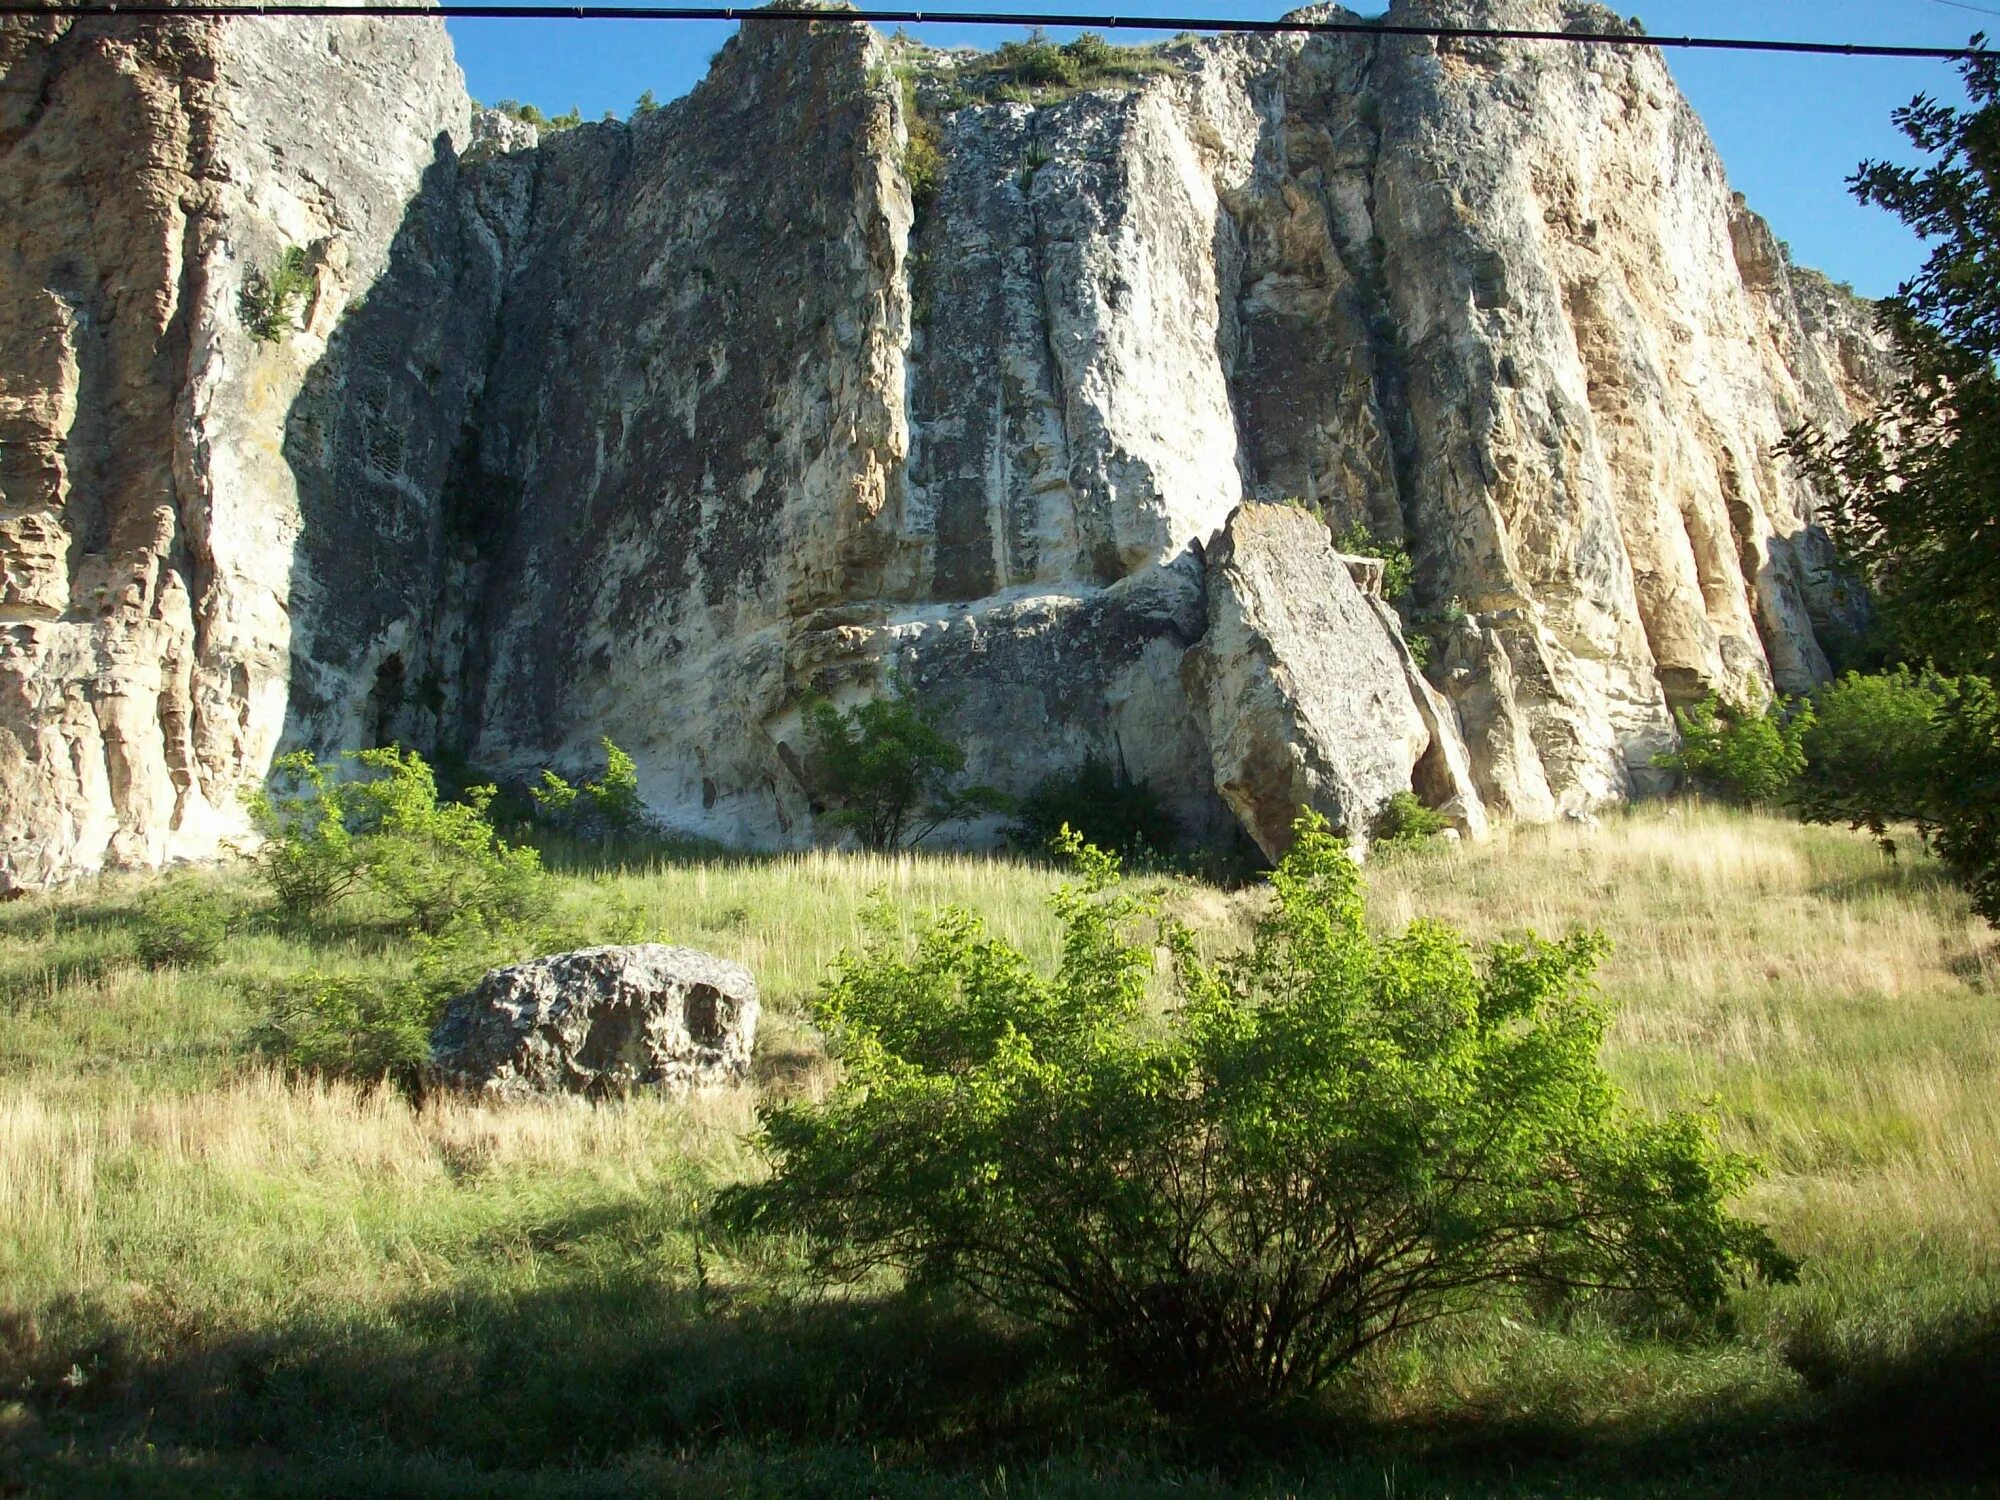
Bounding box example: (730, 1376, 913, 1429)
(2, 808, 1995, 1495)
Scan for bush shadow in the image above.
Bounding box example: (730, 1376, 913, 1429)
(12, 1242, 1998, 1497)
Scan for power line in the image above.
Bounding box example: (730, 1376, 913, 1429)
(1916, 0, 2000, 19)
(4, 3, 1992, 61)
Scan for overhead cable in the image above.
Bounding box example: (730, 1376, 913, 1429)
(2, 3, 1992, 61)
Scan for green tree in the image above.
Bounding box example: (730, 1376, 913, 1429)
(804, 685, 1007, 850)
(345, 747, 543, 936)
(1657, 694, 1812, 806)
(1930, 676, 2000, 922)
(244, 750, 370, 918)
(717, 818, 1794, 1409)
(1782, 43, 2000, 922)
(1794, 668, 1955, 850)
(1784, 45, 2000, 675)
(246, 746, 542, 934)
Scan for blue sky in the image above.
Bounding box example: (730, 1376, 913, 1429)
(447, 1, 1984, 298)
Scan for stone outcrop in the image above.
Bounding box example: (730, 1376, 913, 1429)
(1187, 504, 1438, 859)
(428, 944, 759, 1097)
(0, 0, 1897, 888)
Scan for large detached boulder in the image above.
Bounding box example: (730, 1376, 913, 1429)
(1184, 504, 1480, 861)
(429, 945, 757, 1098)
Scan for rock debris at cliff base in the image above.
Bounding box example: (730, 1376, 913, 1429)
(0, 0, 1895, 889)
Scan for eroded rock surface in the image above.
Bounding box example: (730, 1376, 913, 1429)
(1187, 505, 1436, 859)
(428, 944, 759, 1097)
(0, 0, 1898, 885)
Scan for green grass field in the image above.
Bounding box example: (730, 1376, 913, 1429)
(2, 807, 1996, 1496)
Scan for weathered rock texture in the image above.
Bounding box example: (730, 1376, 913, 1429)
(1188, 504, 1457, 859)
(429, 944, 759, 1097)
(0, 0, 1896, 886)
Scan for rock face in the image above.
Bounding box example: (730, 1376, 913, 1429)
(0, 0, 1897, 887)
(428, 944, 759, 1097)
(1187, 504, 1440, 859)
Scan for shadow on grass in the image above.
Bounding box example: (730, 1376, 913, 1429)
(0, 951, 121, 1012)
(7, 1252, 1998, 1499)
(1808, 857, 1959, 906)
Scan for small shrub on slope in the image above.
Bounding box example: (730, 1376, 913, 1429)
(1369, 789, 1448, 850)
(240, 246, 312, 343)
(246, 746, 543, 934)
(534, 738, 650, 842)
(1658, 694, 1812, 806)
(717, 816, 1794, 1410)
(135, 881, 229, 969)
(1333, 518, 1415, 605)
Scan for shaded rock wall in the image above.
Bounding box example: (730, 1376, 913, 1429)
(0, 8, 479, 886)
(0, 1, 1896, 886)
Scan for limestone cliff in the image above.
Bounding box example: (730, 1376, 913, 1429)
(0, 0, 1895, 887)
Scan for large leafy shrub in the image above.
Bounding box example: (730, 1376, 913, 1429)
(718, 819, 1794, 1409)
(1008, 756, 1177, 861)
(1794, 668, 1954, 849)
(260, 971, 439, 1091)
(804, 685, 1006, 850)
(1658, 694, 1812, 806)
(352, 747, 543, 935)
(244, 750, 370, 919)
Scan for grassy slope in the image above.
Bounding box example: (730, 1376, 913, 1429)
(1, 808, 1995, 1496)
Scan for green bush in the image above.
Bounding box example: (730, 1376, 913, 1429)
(533, 738, 649, 842)
(1794, 668, 1954, 850)
(259, 971, 437, 1091)
(992, 29, 1078, 88)
(1658, 694, 1812, 806)
(240, 246, 312, 343)
(1008, 756, 1176, 861)
(952, 29, 1174, 104)
(345, 747, 544, 936)
(1369, 789, 1448, 849)
(244, 750, 370, 919)
(246, 746, 542, 935)
(1931, 675, 2000, 924)
(257, 899, 660, 1091)
(1333, 519, 1415, 604)
(134, 881, 229, 969)
(718, 817, 1794, 1410)
(804, 684, 1008, 850)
